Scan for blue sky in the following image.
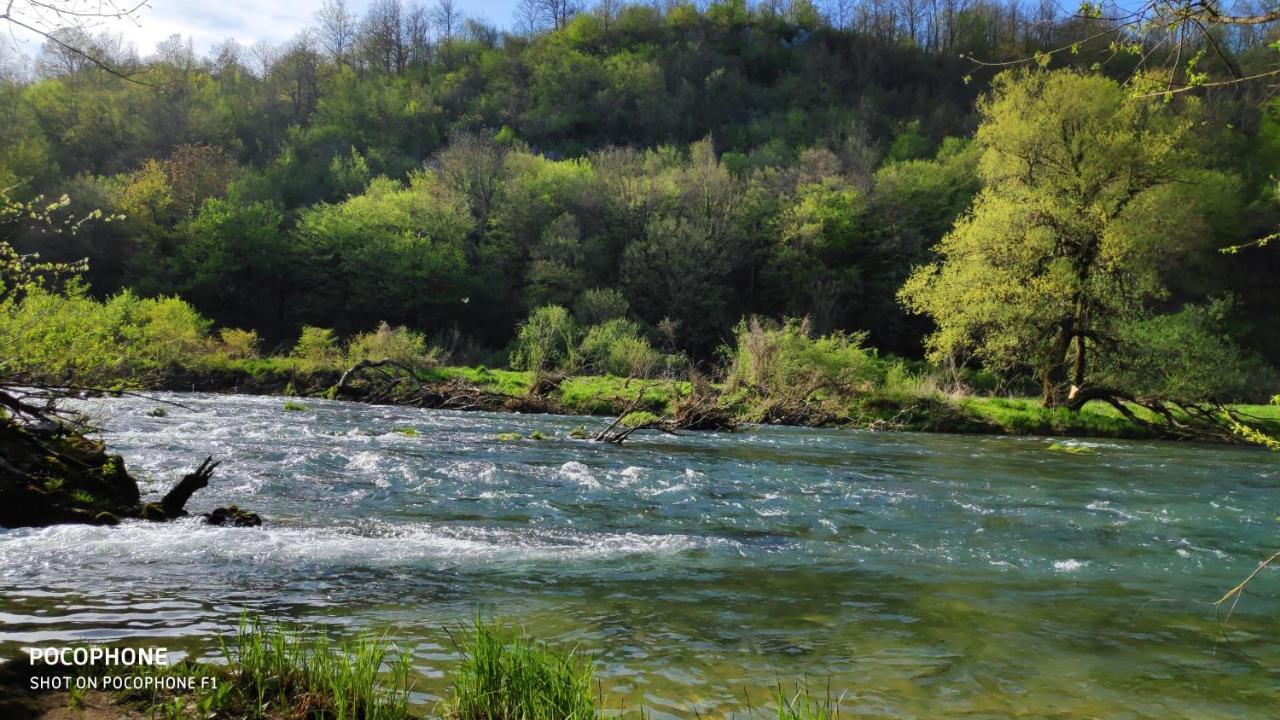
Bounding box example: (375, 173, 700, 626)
(9, 0, 525, 57)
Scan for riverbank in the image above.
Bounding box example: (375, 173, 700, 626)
(130, 360, 1280, 444)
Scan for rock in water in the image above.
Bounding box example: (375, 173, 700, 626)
(204, 505, 263, 527)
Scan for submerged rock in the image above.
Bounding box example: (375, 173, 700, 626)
(204, 505, 262, 527)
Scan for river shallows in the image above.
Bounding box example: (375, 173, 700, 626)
(2, 393, 1278, 718)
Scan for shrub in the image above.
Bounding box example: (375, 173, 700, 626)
(291, 326, 342, 367)
(726, 317, 881, 400)
(1094, 300, 1262, 403)
(572, 288, 629, 326)
(579, 318, 660, 377)
(346, 321, 439, 369)
(0, 287, 128, 379)
(218, 328, 260, 360)
(509, 305, 580, 373)
(444, 618, 600, 720)
(132, 296, 213, 366)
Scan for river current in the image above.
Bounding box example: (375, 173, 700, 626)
(1, 393, 1278, 717)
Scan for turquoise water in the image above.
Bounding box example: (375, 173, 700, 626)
(1, 393, 1278, 717)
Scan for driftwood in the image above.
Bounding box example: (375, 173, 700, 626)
(594, 381, 739, 444)
(159, 456, 221, 518)
(334, 358, 424, 396)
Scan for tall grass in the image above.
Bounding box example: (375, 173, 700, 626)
(443, 618, 601, 720)
(216, 615, 414, 720)
(774, 683, 843, 720)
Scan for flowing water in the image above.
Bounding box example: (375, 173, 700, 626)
(2, 393, 1278, 718)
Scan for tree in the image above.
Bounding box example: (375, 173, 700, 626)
(430, 0, 463, 43)
(1, 0, 147, 80)
(316, 0, 357, 65)
(899, 69, 1226, 407)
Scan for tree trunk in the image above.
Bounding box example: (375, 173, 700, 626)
(1070, 332, 1087, 398)
(1040, 326, 1071, 407)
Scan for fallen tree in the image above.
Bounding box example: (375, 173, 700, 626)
(1065, 386, 1277, 446)
(594, 378, 739, 444)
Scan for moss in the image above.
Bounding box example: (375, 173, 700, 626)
(283, 400, 308, 412)
(528, 430, 548, 441)
(619, 411, 660, 428)
(493, 432, 522, 442)
(146, 406, 168, 417)
(92, 511, 120, 525)
(1047, 442, 1096, 455)
(392, 427, 419, 436)
(569, 425, 589, 439)
(139, 503, 168, 521)
(69, 490, 97, 505)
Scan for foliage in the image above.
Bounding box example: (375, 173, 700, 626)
(899, 69, 1230, 406)
(346, 321, 439, 369)
(1094, 300, 1262, 403)
(578, 318, 661, 378)
(291, 326, 342, 367)
(572, 287, 628, 326)
(0, 288, 212, 380)
(218, 328, 260, 360)
(509, 305, 580, 372)
(726, 317, 881, 400)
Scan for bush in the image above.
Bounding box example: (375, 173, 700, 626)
(0, 288, 129, 379)
(218, 328, 260, 360)
(291, 326, 342, 368)
(578, 318, 661, 377)
(572, 288, 629, 326)
(0, 288, 214, 379)
(445, 619, 600, 720)
(132, 296, 213, 366)
(509, 305, 580, 373)
(346, 321, 439, 369)
(1095, 300, 1264, 403)
(726, 317, 881, 400)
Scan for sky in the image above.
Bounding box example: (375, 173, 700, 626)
(5, 0, 523, 58)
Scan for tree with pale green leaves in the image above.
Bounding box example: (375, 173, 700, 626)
(900, 69, 1236, 407)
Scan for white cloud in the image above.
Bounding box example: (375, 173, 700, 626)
(3, 0, 516, 59)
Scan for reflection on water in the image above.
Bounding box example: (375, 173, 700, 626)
(1, 393, 1278, 718)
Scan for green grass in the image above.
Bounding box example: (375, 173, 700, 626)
(961, 396, 1280, 440)
(123, 615, 414, 720)
(775, 683, 843, 720)
(556, 375, 686, 415)
(443, 618, 600, 720)
(423, 366, 536, 397)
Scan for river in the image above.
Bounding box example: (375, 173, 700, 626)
(1, 393, 1278, 718)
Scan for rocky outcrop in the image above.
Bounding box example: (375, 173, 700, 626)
(0, 418, 258, 529)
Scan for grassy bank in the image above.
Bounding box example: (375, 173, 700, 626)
(4, 289, 1277, 444)
(0, 618, 842, 720)
(122, 358, 1280, 443)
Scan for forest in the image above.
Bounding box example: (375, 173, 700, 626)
(1, 0, 1279, 414)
